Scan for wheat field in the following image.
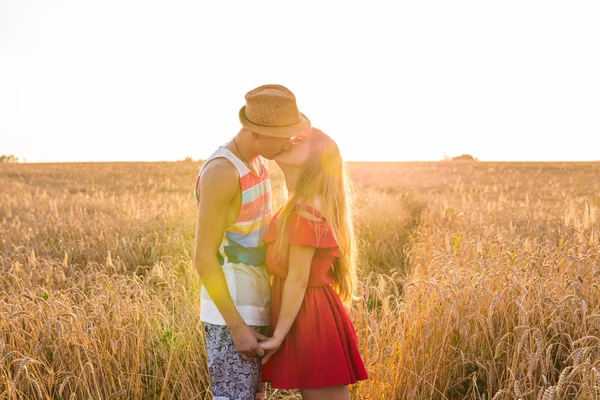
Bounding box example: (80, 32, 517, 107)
(1, 161, 599, 399)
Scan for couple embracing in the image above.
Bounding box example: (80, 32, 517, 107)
(193, 85, 368, 400)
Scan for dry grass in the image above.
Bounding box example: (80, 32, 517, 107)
(1, 160, 599, 399)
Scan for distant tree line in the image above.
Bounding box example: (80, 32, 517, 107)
(452, 154, 478, 161)
(442, 153, 478, 162)
(179, 156, 205, 163)
(0, 154, 19, 163)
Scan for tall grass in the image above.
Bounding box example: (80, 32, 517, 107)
(1, 161, 599, 399)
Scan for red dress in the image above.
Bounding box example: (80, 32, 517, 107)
(261, 205, 368, 389)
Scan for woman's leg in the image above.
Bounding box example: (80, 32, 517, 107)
(300, 385, 350, 400)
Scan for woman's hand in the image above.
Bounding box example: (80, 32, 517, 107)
(259, 336, 283, 365)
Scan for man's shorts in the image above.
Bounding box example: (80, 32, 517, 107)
(203, 322, 270, 400)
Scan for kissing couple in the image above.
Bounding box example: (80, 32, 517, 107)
(194, 84, 368, 400)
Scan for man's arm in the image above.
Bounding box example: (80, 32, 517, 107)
(194, 158, 267, 360)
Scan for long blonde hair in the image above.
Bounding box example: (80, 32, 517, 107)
(273, 128, 358, 303)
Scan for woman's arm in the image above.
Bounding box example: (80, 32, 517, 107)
(261, 243, 315, 364)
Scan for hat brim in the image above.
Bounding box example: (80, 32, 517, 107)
(239, 106, 311, 138)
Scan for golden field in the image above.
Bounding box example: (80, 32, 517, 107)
(1, 160, 599, 400)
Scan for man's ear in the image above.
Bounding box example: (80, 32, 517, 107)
(291, 135, 305, 144)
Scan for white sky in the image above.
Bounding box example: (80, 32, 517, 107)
(1, 0, 599, 162)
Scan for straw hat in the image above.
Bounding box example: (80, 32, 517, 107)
(239, 84, 311, 137)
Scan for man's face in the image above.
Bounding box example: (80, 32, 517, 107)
(273, 135, 310, 167)
(253, 133, 296, 160)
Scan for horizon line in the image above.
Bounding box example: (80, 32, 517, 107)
(3, 159, 600, 164)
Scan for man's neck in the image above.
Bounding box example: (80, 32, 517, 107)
(230, 129, 259, 162)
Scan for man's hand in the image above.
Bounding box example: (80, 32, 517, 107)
(230, 324, 269, 362)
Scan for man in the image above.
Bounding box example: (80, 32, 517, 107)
(194, 84, 311, 400)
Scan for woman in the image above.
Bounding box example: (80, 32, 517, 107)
(259, 128, 368, 400)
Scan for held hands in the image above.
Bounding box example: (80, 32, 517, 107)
(230, 323, 283, 364)
(230, 323, 269, 362)
(259, 336, 283, 365)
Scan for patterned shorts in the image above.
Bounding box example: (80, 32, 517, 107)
(203, 323, 270, 400)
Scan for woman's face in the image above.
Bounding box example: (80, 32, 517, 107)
(274, 134, 311, 168)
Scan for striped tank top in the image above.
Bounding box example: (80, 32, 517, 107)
(195, 147, 272, 326)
